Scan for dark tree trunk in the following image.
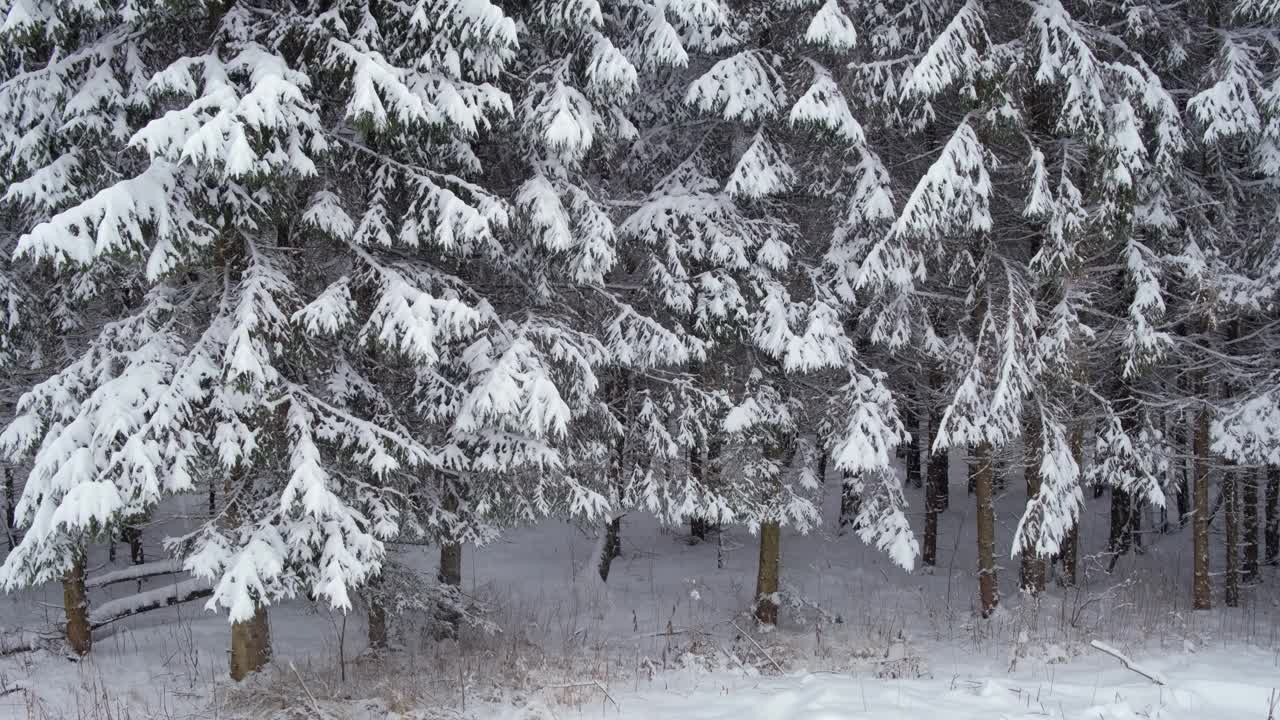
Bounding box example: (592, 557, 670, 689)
(1243, 468, 1259, 582)
(974, 443, 998, 617)
(123, 511, 147, 567)
(929, 372, 950, 512)
(1224, 468, 1239, 607)
(439, 542, 462, 587)
(1193, 408, 1211, 610)
(1020, 414, 1045, 595)
(367, 575, 387, 651)
(923, 426, 946, 569)
(904, 395, 921, 489)
(689, 444, 707, 541)
(598, 516, 622, 582)
(1107, 488, 1131, 571)
(838, 470, 860, 533)
(1266, 465, 1279, 566)
(1059, 425, 1083, 587)
(3, 466, 15, 551)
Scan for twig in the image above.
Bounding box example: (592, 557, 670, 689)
(290, 661, 329, 719)
(1088, 640, 1166, 685)
(729, 619, 785, 674)
(540, 681, 620, 709)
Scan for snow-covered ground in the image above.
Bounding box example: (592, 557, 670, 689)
(1, 469, 1276, 719)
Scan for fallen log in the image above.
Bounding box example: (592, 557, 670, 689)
(0, 630, 54, 656)
(89, 578, 213, 629)
(85, 559, 184, 589)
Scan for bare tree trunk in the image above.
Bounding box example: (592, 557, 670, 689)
(1242, 468, 1259, 582)
(904, 394, 921, 490)
(1107, 488, 1132, 571)
(123, 510, 146, 567)
(367, 575, 387, 651)
(3, 466, 15, 551)
(1177, 438, 1191, 526)
(1020, 415, 1045, 595)
(689, 444, 707, 541)
(754, 521, 780, 626)
(1266, 465, 1279, 566)
(598, 516, 621, 582)
(230, 604, 272, 681)
(923, 425, 945, 569)
(930, 372, 949, 512)
(755, 436, 791, 626)
(1193, 408, 1211, 610)
(599, 375, 628, 582)
(1131, 496, 1143, 553)
(1224, 468, 1239, 607)
(1060, 425, 1082, 587)
(439, 541, 462, 588)
(64, 546, 91, 656)
(838, 470, 860, 533)
(974, 442, 998, 617)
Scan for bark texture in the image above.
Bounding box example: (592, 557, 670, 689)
(367, 575, 387, 651)
(229, 604, 271, 680)
(1192, 408, 1211, 610)
(1242, 468, 1259, 582)
(754, 520, 780, 626)
(1059, 425, 1083, 587)
(974, 443, 998, 617)
(1224, 469, 1239, 607)
(64, 548, 91, 656)
(1020, 415, 1045, 595)
(1266, 465, 1279, 566)
(923, 444, 946, 569)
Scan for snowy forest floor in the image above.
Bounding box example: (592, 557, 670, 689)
(0, 467, 1277, 720)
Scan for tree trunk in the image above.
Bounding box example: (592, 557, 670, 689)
(1192, 408, 1211, 610)
(598, 392, 627, 581)
(64, 547, 91, 656)
(598, 516, 622, 582)
(439, 541, 462, 588)
(923, 434, 945, 569)
(367, 576, 387, 651)
(225, 464, 272, 676)
(1242, 468, 1259, 582)
(904, 395, 921, 489)
(1020, 415, 1045, 595)
(754, 520, 780, 626)
(229, 604, 271, 680)
(838, 470, 860, 532)
(1060, 425, 1082, 587)
(689, 444, 707, 541)
(929, 372, 950, 512)
(1266, 465, 1279, 566)
(1107, 488, 1132, 571)
(3, 466, 15, 551)
(123, 511, 146, 567)
(974, 443, 998, 617)
(1177, 438, 1191, 526)
(1224, 468, 1239, 607)
(1131, 496, 1143, 553)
